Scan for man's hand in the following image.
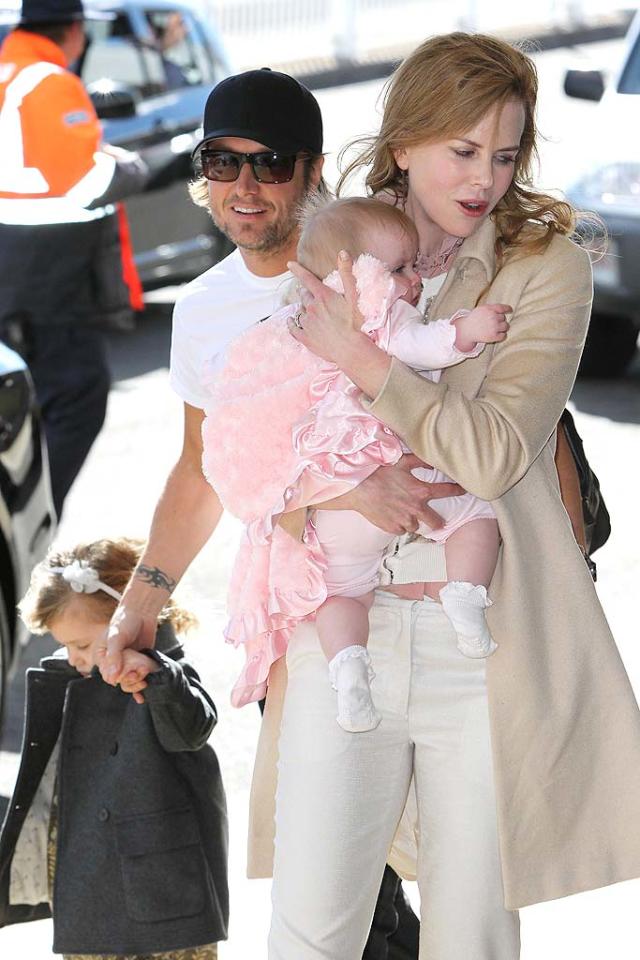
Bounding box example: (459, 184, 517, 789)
(118, 649, 160, 705)
(344, 454, 465, 534)
(99, 603, 158, 686)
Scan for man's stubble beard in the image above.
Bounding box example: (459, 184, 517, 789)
(210, 187, 312, 255)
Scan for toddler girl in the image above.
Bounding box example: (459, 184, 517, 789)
(202, 197, 509, 732)
(0, 538, 228, 960)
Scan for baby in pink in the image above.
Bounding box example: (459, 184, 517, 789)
(202, 197, 509, 732)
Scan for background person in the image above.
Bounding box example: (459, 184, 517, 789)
(0, 0, 148, 518)
(255, 31, 640, 959)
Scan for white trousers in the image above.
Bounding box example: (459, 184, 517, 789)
(268, 592, 520, 960)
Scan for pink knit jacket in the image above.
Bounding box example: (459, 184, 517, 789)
(202, 255, 473, 706)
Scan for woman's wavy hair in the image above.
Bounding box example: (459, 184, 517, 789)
(338, 33, 588, 265)
(19, 538, 197, 636)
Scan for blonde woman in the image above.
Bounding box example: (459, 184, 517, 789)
(254, 32, 640, 959)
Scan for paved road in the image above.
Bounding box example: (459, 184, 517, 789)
(1, 37, 639, 960)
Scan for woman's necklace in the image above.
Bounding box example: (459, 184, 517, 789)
(415, 236, 464, 279)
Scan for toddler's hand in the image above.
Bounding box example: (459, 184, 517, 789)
(453, 303, 511, 353)
(118, 649, 160, 704)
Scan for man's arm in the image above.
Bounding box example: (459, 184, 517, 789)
(103, 402, 223, 683)
(317, 455, 464, 535)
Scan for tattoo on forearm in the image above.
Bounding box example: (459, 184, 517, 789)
(135, 565, 177, 593)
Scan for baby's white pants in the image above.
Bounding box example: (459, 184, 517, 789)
(268, 592, 520, 960)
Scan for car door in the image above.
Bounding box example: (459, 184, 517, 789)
(82, 4, 230, 286)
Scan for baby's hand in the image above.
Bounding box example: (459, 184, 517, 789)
(452, 303, 511, 353)
(118, 649, 160, 704)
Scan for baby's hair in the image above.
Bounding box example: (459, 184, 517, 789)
(297, 196, 419, 278)
(19, 537, 197, 636)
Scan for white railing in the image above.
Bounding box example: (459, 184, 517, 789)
(191, 0, 630, 72)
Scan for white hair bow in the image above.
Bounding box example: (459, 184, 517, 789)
(49, 560, 122, 601)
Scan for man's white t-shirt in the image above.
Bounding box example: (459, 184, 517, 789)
(169, 248, 292, 410)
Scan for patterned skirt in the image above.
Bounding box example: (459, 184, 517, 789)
(47, 793, 218, 960)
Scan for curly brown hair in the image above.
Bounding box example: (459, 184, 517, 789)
(338, 32, 581, 265)
(19, 537, 197, 636)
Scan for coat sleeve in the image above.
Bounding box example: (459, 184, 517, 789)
(141, 650, 217, 752)
(366, 238, 593, 501)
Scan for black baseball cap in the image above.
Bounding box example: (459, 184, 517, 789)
(193, 67, 323, 158)
(19, 0, 113, 23)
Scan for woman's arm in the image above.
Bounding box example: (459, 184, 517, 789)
(291, 240, 592, 502)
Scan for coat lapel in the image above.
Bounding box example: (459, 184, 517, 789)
(431, 217, 497, 395)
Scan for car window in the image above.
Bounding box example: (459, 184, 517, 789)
(145, 9, 210, 88)
(83, 14, 165, 98)
(618, 37, 640, 94)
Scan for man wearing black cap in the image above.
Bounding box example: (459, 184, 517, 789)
(0, 0, 147, 517)
(104, 67, 419, 960)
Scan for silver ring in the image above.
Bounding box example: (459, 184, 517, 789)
(292, 308, 304, 331)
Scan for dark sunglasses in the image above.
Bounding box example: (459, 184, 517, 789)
(199, 149, 310, 184)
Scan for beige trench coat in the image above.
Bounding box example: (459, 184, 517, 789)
(246, 217, 640, 910)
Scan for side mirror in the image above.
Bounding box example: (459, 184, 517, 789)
(564, 69, 605, 102)
(87, 79, 139, 119)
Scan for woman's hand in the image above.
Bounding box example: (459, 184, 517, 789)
(287, 250, 365, 363)
(288, 251, 392, 396)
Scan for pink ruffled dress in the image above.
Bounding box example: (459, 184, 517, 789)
(202, 255, 485, 706)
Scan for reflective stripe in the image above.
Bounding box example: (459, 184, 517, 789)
(0, 61, 62, 193)
(0, 59, 117, 215)
(66, 150, 116, 208)
(0, 197, 114, 224)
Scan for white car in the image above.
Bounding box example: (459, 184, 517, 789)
(564, 12, 640, 377)
(0, 343, 54, 726)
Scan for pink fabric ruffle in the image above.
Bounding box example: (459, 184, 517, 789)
(227, 522, 327, 707)
(202, 255, 409, 706)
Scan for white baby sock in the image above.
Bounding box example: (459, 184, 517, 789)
(439, 581, 498, 659)
(328, 645, 381, 733)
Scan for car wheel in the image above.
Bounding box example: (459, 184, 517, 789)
(0, 590, 10, 731)
(578, 314, 639, 378)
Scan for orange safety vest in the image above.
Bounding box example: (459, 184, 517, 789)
(0, 29, 142, 308)
(0, 29, 115, 218)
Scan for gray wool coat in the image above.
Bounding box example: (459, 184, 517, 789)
(0, 625, 229, 954)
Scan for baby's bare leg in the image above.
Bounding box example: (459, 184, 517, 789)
(316, 592, 374, 662)
(444, 519, 500, 587)
(440, 519, 501, 659)
(423, 519, 499, 600)
(316, 592, 380, 733)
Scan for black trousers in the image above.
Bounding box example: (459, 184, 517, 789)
(362, 865, 420, 960)
(1, 321, 110, 518)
